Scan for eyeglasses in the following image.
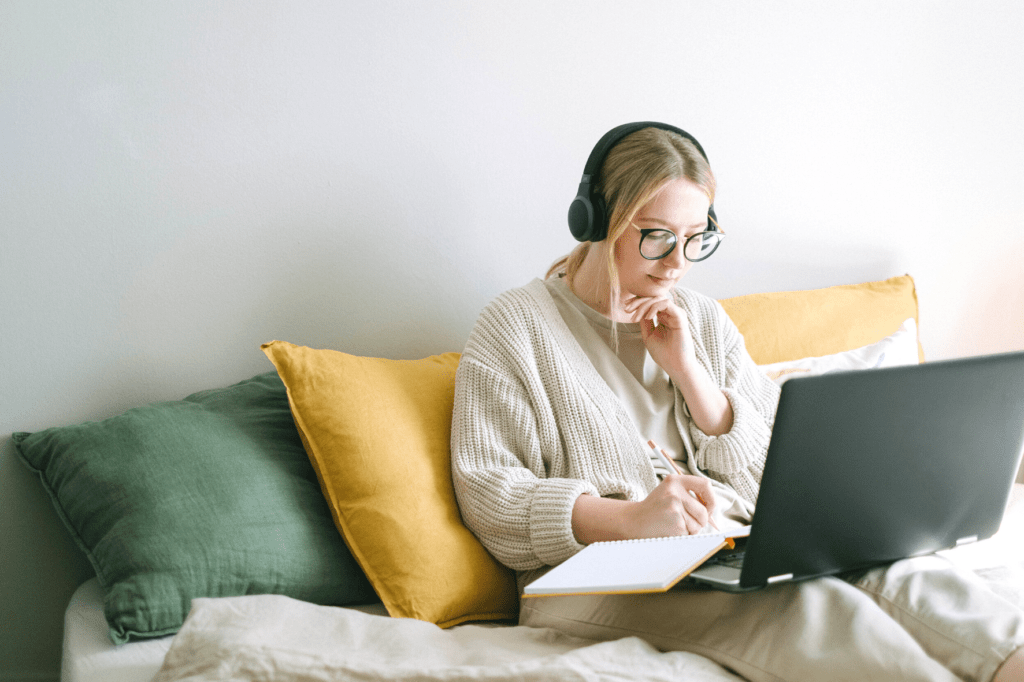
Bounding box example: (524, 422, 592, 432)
(636, 224, 726, 262)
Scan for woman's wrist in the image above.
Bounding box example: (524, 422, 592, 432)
(667, 354, 709, 400)
(670, 361, 734, 436)
(671, 351, 701, 379)
(571, 494, 638, 545)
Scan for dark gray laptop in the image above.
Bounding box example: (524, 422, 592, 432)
(688, 350, 1024, 592)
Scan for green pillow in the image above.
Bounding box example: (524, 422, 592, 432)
(13, 371, 378, 644)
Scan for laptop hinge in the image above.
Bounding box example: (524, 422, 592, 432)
(767, 573, 794, 585)
(955, 535, 979, 547)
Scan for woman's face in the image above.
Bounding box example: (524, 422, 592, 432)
(613, 177, 712, 300)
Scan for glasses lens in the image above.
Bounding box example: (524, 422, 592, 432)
(639, 229, 676, 260)
(683, 231, 723, 262)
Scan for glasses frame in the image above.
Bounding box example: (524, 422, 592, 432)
(636, 224, 726, 262)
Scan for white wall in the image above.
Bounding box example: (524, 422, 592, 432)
(2, 2, 1023, 678)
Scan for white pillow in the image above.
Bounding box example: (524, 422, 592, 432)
(759, 318, 919, 386)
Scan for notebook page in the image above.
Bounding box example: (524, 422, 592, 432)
(523, 534, 728, 596)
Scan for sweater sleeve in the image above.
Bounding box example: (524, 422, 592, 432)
(450, 338, 597, 571)
(683, 295, 780, 504)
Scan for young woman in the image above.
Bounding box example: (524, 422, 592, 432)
(450, 122, 1024, 682)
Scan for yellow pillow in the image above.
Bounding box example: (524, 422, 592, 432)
(719, 274, 924, 365)
(261, 341, 519, 628)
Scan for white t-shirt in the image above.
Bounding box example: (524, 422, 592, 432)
(544, 276, 753, 529)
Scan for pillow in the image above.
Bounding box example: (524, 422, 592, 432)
(719, 274, 923, 365)
(261, 341, 519, 628)
(13, 372, 378, 644)
(759, 318, 920, 385)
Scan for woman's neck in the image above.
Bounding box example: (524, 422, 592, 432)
(569, 247, 629, 322)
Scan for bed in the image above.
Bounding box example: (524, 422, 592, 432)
(15, 275, 1024, 682)
(63, 487, 1024, 682)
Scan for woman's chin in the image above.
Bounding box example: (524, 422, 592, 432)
(621, 275, 678, 301)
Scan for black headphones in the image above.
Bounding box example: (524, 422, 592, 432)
(567, 121, 719, 243)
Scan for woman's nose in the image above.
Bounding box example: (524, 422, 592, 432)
(664, 241, 687, 268)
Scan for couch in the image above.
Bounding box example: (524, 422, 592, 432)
(15, 274, 1024, 682)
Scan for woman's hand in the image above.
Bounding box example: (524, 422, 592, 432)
(626, 474, 717, 538)
(624, 294, 696, 376)
(623, 293, 735, 437)
(571, 475, 717, 544)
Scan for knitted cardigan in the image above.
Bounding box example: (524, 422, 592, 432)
(450, 278, 780, 571)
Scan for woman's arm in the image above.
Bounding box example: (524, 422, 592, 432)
(571, 473, 717, 543)
(626, 292, 734, 436)
(667, 355, 734, 436)
(682, 296, 779, 502)
(626, 289, 777, 504)
(451, 353, 599, 569)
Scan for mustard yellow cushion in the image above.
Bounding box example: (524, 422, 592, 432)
(261, 341, 519, 628)
(719, 274, 924, 365)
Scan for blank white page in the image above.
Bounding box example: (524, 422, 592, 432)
(523, 534, 728, 596)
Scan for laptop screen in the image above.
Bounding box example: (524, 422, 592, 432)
(738, 350, 1024, 588)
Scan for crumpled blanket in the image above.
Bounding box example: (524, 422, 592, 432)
(152, 593, 744, 682)
(154, 487, 1024, 682)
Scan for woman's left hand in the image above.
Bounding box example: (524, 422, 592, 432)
(625, 294, 735, 437)
(624, 295, 697, 375)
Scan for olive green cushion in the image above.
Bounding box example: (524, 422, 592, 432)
(13, 371, 378, 644)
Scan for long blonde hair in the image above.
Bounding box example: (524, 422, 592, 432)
(547, 127, 717, 312)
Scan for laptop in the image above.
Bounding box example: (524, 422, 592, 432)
(687, 349, 1024, 592)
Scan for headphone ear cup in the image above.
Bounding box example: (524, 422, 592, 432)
(589, 194, 608, 242)
(568, 189, 610, 242)
(568, 194, 595, 242)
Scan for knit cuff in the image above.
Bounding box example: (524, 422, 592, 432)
(690, 388, 771, 503)
(528, 477, 599, 566)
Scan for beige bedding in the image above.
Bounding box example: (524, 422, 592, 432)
(150, 486, 1023, 682)
(151, 594, 745, 681)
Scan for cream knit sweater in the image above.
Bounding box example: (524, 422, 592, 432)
(450, 278, 780, 571)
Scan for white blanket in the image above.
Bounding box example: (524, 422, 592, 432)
(153, 486, 1023, 682)
(152, 594, 743, 682)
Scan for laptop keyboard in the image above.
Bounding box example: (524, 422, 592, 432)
(711, 551, 746, 569)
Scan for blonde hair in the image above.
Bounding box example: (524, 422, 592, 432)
(546, 127, 717, 312)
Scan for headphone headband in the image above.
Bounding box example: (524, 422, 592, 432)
(568, 121, 718, 243)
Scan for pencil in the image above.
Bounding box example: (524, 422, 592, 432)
(647, 439, 682, 475)
(647, 439, 719, 532)
(647, 439, 683, 475)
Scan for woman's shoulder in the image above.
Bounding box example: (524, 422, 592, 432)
(671, 286, 726, 321)
(466, 278, 558, 348)
(479, 278, 551, 321)
(670, 286, 742, 352)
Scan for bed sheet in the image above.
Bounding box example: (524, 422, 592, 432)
(62, 579, 173, 682)
(61, 578, 391, 682)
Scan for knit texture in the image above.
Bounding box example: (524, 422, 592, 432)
(450, 278, 780, 570)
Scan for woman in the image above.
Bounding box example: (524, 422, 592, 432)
(450, 122, 1024, 681)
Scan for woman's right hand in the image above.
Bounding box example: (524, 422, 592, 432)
(625, 474, 716, 538)
(571, 475, 717, 544)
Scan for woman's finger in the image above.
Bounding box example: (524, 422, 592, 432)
(634, 300, 661, 324)
(630, 297, 673, 325)
(680, 493, 709, 527)
(624, 295, 658, 315)
(686, 479, 716, 515)
(680, 505, 706, 535)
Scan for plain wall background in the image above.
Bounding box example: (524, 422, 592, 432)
(2, 2, 1022, 678)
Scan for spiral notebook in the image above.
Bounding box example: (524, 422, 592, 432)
(522, 529, 747, 597)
